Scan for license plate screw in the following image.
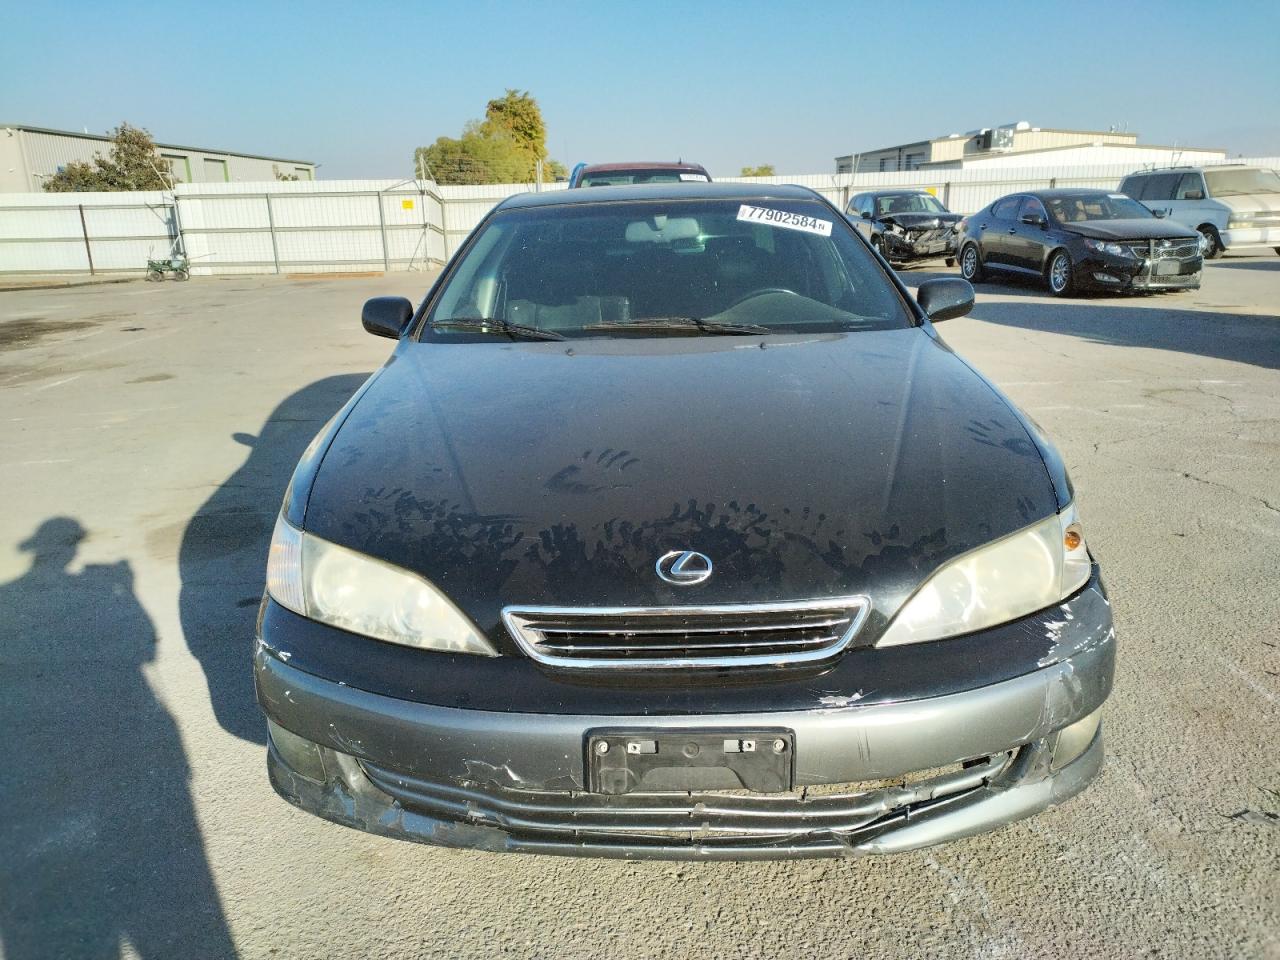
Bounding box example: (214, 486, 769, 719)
(595, 741, 609, 755)
(741, 739, 756, 752)
(772, 739, 786, 753)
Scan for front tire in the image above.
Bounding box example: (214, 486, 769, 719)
(959, 243, 984, 282)
(1048, 250, 1074, 297)
(1198, 225, 1223, 260)
(146, 269, 163, 282)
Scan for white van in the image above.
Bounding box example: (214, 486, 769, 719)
(1118, 166, 1280, 258)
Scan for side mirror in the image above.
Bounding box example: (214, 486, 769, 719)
(916, 278, 974, 323)
(362, 296, 413, 339)
(861, 210, 872, 219)
(1151, 208, 1168, 218)
(1183, 190, 1204, 201)
(1020, 213, 1047, 227)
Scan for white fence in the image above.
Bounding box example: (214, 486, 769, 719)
(2, 157, 1277, 277)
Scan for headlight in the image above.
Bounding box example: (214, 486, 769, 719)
(1083, 238, 1129, 257)
(266, 515, 496, 655)
(876, 506, 1091, 647)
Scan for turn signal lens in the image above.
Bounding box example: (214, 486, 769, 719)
(1064, 525, 1083, 551)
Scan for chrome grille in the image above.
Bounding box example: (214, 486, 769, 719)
(502, 597, 870, 669)
(1126, 238, 1201, 260)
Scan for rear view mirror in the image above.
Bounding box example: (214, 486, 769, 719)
(1183, 190, 1204, 201)
(916, 278, 974, 323)
(362, 296, 414, 339)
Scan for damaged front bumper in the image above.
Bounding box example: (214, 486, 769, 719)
(881, 228, 956, 263)
(256, 619, 1114, 859)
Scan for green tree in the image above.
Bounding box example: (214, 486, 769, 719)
(42, 123, 175, 192)
(273, 165, 300, 182)
(414, 91, 566, 185)
(740, 164, 776, 177)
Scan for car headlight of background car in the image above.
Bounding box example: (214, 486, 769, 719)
(877, 506, 1091, 647)
(1082, 238, 1130, 257)
(266, 515, 497, 655)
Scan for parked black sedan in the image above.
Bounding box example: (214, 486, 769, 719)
(257, 183, 1115, 859)
(846, 190, 961, 267)
(956, 189, 1203, 296)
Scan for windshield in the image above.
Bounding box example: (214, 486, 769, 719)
(581, 169, 710, 187)
(874, 193, 946, 216)
(1047, 194, 1154, 222)
(1204, 168, 1280, 198)
(424, 198, 911, 340)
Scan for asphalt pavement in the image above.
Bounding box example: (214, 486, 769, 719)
(1, 257, 1277, 959)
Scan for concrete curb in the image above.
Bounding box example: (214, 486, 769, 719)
(0, 276, 139, 293)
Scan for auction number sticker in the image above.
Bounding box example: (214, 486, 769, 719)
(737, 204, 832, 236)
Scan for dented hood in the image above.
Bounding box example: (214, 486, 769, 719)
(880, 212, 962, 230)
(303, 330, 1057, 634)
(1062, 218, 1199, 241)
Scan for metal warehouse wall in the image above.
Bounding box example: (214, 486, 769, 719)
(2, 157, 1277, 277)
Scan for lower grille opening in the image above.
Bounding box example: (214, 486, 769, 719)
(358, 751, 1014, 846)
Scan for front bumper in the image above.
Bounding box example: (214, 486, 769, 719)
(256, 620, 1115, 859)
(1076, 252, 1201, 291)
(1221, 226, 1280, 251)
(882, 231, 956, 263)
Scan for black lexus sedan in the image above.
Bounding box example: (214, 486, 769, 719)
(257, 183, 1115, 859)
(847, 190, 961, 267)
(956, 188, 1204, 296)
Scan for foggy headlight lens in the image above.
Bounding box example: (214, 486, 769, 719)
(265, 515, 496, 655)
(877, 505, 1091, 647)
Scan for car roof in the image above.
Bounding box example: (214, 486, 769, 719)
(578, 161, 709, 174)
(859, 189, 935, 197)
(1125, 164, 1268, 174)
(499, 182, 823, 209)
(1016, 188, 1134, 199)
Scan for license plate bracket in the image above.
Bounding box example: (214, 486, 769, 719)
(587, 729, 795, 795)
(1155, 259, 1183, 276)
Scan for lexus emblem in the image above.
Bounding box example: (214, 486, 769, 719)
(656, 550, 713, 586)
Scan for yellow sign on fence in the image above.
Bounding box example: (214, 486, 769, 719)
(401, 199, 414, 210)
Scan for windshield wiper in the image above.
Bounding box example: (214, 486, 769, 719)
(430, 318, 565, 341)
(582, 317, 771, 336)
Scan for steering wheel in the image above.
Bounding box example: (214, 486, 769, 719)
(725, 287, 800, 310)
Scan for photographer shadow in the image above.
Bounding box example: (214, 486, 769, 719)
(0, 519, 237, 958)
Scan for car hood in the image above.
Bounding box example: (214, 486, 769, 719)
(880, 212, 961, 230)
(1063, 218, 1199, 241)
(1215, 193, 1280, 213)
(304, 330, 1057, 637)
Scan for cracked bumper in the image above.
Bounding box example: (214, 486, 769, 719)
(255, 621, 1114, 859)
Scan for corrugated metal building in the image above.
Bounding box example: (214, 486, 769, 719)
(0, 124, 316, 192)
(836, 122, 1226, 174)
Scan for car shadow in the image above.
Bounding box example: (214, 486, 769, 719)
(180, 374, 371, 745)
(1209, 258, 1280, 272)
(967, 299, 1280, 370)
(0, 518, 238, 957)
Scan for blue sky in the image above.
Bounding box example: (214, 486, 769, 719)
(4, 0, 1278, 178)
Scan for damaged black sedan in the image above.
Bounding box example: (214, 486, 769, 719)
(257, 183, 1115, 860)
(847, 190, 961, 267)
(957, 189, 1204, 296)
